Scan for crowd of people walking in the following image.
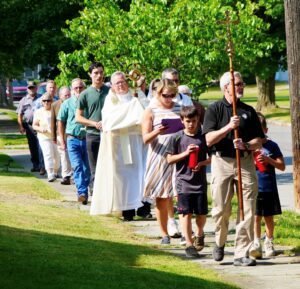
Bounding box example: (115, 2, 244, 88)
(16, 62, 285, 266)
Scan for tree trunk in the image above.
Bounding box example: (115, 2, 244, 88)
(255, 74, 276, 111)
(284, 0, 300, 211)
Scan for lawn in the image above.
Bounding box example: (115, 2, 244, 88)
(0, 165, 239, 289)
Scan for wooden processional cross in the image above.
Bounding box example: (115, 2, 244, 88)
(218, 11, 244, 221)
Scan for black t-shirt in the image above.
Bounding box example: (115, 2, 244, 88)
(202, 97, 265, 157)
(166, 129, 208, 194)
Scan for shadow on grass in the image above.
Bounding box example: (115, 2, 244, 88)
(0, 226, 239, 289)
(265, 111, 290, 119)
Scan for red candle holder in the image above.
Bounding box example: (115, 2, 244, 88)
(188, 146, 199, 169)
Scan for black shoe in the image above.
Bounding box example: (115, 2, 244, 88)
(60, 177, 71, 185)
(31, 167, 40, 172)
(123, 216, 134, 222)
(213, 244, 225, 261)
(39, 168, 46, 175)
(185, 245, 200, 258)
(233, 257, 256, 266)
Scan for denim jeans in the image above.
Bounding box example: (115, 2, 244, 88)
(67, 137, 91, 198)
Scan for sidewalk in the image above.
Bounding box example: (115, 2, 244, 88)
(1, 112, 300, 289)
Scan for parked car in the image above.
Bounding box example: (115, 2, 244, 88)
(37, 82, 47, 98)
(9, 80, 28, 100)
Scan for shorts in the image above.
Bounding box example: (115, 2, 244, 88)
(177, 193, 208, 215)
(256, 191, 282, 216)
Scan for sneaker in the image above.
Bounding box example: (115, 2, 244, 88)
(185, 245, 200, 258)
(213, 244, 225, 261)
(194, 234, 205, 251)
(161, 236, 171, 245)
(233, 257, 256, 266)
(264, 239, 275, 257)
(180, 236, 186, 246)
(48, 175, 56, 182)
(167, 219, 181, 238)
(249, 242, 262, 259)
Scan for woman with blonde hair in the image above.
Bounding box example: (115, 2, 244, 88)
(142, 79, 182, 244)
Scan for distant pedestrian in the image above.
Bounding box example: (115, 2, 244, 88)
(51, 86, 72, 185)
(16, 81, 43, 173)
(33, 93, 60, 182)
(249, 112, 285, 259)
(166, 106, 210, 258)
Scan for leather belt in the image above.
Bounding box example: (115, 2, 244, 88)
(67, 134, 85, 140)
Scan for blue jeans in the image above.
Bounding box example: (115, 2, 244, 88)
(67, 137, 91, 198)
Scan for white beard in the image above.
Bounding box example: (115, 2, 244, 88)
(237, 93, 244, 99)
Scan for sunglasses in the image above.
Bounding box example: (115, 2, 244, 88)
(42, 100, 52, 103)
(162, 93, 176, 98)
(166, 78, 179, 84)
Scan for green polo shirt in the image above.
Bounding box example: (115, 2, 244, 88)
(58, 96, 86, 138)
(77, 85, 109, 135)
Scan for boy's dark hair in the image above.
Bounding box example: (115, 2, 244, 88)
(88, 61, 104, 73)
(180, 106, 199, 119)
(256, 111, 267, 129)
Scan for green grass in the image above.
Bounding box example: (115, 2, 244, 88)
(0, 134, 28, 148)
(0, 108, 18, 121)
(0, 172, 239, 289)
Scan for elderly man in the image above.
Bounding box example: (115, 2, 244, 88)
(51, 86, 72, 185)
(57, 78, 91, 204)
(76, 62, 110, 195)
(16, 81, 42, 172)
(35, 80, 59, 111)
(202, 71, 264, 266)
(90, 71, 147, 220)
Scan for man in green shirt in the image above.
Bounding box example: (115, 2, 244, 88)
(58, 78, 91, 204)
(76, 62, 109, 194)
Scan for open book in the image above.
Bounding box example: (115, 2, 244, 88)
(161, 118, 184, 135)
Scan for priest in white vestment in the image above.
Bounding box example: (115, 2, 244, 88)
(90, 71, 148, 215)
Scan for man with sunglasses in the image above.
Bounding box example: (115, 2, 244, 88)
(58, 78, 91, 205)
(202, 71, 264, 266)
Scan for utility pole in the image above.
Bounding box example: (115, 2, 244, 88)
(284, 0, 300, 210)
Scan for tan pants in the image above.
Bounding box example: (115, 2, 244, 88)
(211, 153, 258, 258)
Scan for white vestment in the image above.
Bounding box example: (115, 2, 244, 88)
(90, 91, 146, 215)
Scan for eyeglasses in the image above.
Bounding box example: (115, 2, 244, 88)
(234, 82, 246, 88)
(162, 93, 176, 98)
(73, 86, 84, 90)
(42, 100, 52, 103)
(113, 81, 127, 86)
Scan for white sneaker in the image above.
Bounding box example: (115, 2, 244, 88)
(264, 239, 275, 257)
(249, 242, 262, 259)
(167, 219, 181, 238)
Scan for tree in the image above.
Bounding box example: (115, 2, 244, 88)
(284, 0, 300, 210)
(57, 0, 273, 92)
(252, 0, 286, 111)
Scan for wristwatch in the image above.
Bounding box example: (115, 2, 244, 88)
(244, 142, 250, 150)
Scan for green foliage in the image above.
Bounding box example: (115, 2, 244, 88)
(0, 0, 84, 79)
(57, 0, 283, 92)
